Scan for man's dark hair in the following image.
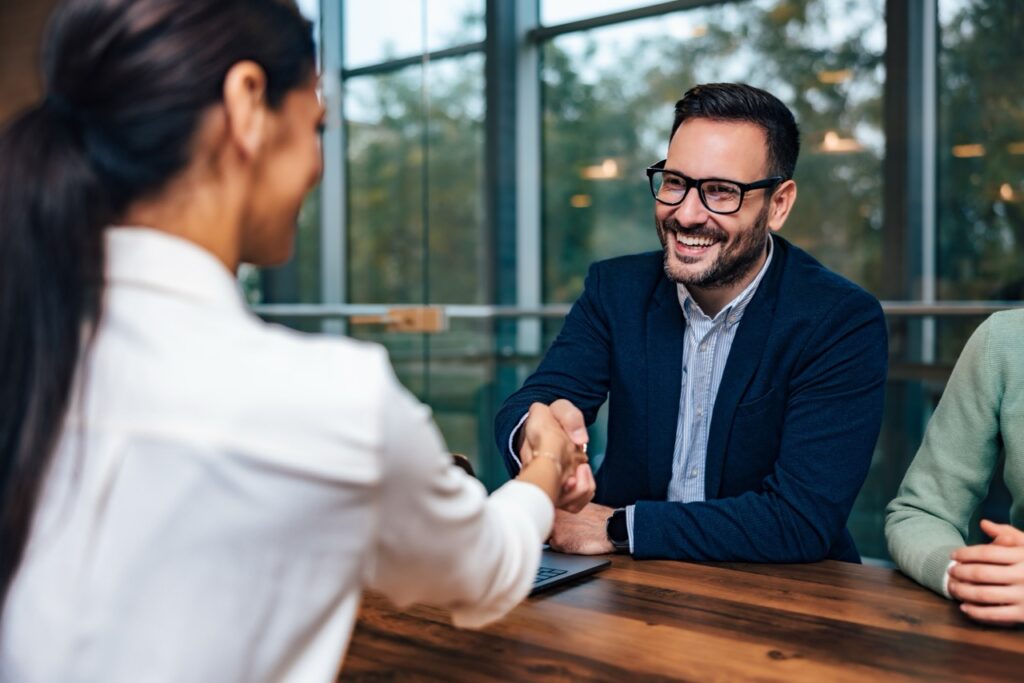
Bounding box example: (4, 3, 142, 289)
(671, 83, 800, 180)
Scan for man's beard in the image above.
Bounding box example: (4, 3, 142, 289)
(657, 202, 770, 289)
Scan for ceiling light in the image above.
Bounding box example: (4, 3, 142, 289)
(952, 144, 985, 158)
(581, 158, 620, 180)
(817, 69, 853, 84)
(819, 131, 862, 153)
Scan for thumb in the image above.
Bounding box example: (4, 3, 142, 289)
(981, 519, 1024, 546)
(550, 399, 588, 446)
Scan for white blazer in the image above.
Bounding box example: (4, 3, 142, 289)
(0, 228, 553, 683)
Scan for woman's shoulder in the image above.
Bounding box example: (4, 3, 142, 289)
(985, 309, 1024, 344)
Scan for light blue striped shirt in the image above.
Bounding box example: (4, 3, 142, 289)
(625, 236, 774, 550)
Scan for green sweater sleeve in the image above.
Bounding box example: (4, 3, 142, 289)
(885, 316, 1004, 597)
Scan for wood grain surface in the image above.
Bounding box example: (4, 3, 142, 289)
(339, 555, 1024, 682)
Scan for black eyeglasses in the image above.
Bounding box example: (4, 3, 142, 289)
(645, 160, 783, 215)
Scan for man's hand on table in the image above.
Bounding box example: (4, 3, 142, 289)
(948, 519, 1024, 626)
(548, 502, 615, 555)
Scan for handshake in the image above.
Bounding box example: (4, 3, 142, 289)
(516, 400, 597, 513)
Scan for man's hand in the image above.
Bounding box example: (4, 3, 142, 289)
(948, 519, 1024, 626)
(556, 463, 596, 513)
(519, 399, 594, 512)
(548, 502, 615, 555)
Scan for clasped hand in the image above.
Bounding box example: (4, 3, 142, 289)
(947, 519, 1024, 626)
(520, 399, 596, 513)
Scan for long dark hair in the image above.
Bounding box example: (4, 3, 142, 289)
(0, 0, 315, 611)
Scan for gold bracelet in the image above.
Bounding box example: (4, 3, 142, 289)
(531, 451, 563, 476)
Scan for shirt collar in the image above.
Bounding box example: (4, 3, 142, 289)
(677, 234, 775, 327)
(105, 227, 247, 313)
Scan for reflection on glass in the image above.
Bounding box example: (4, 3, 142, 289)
(937, 0, 1024, 303)
(345, 55, 485, 305)
(541, 0, 886, 303)
(344, 0, 484, 68)
(345, 55, 486, 465)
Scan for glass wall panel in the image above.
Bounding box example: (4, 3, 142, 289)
(937, 0, 1024, 308)
(541, 0, 886, 303)
(344, 53, 488, 470)
(344, 0, 484, 69)
(345, 55, 485, 305)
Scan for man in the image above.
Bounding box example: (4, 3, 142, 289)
(495, 83, 888, 563)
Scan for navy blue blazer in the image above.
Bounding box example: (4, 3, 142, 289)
(495, 236, 888, 563)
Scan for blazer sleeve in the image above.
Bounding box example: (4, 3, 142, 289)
(632, 289, 888, 562)
(885, 316, 1003, 597)
(367, 365, 554, 629)
(494, 262, 614, 476)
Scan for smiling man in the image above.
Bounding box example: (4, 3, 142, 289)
(495, 83, 888, 563)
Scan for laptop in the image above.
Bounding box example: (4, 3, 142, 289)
(531, 549, 610, 595)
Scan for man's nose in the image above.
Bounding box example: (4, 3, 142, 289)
(672, 185, 709, 227)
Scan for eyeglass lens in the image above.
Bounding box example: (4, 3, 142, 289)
(650, 172, 743, 213)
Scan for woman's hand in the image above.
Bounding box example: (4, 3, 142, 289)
(948, 520, 1024, 626)
(519, 400, 595, 512)
(516, 403, 588, 505)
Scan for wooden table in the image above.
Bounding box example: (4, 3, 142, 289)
(339, 555, 1024, 681)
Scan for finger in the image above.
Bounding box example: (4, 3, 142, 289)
(519, 440, 534, 466)
(959, 602, 1024, 626)
(952, 544, 1024, 565)
(949, 562, 1024, 586)
(981, 519, 1024, 546)
(947, 580, 1023, 605)
(550, 399, 589, 446)
(561, 475, 577, 492)
(558, 466, 596, 513)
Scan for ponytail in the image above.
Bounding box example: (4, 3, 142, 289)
(0, 102, 108, 608)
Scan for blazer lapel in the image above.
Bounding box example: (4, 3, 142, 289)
(646, 276, 685, 499)
(704, 237, 786, 499)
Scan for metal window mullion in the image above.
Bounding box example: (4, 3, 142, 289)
(320, 0, 346, 335)
(918, 1, 938, 364)
(516, 0, 541, 356)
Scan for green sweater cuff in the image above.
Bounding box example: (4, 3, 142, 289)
(920, 544, 961, 598)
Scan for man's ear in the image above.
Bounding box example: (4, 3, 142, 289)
(222, 60, 269, 160)
(767, 179, 797, 233)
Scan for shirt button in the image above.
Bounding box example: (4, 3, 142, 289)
(699, 342, 709, 352)
(689, 467, 699, 479)
(696, 406, 703, 417)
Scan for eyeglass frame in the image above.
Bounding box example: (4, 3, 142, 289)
(645, 159, 784, 215)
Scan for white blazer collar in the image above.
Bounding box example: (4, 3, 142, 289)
(104, 226, 247, 313)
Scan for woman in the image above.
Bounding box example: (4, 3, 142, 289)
(0, 1, 588, 680)
(886, 310, 1024, 626)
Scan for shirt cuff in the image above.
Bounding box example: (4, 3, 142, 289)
(625, 504, 636, 554)
(507, 412, 529, 470)
(942, 559, 958, 599)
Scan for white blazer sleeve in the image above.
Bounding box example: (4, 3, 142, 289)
(366, 368, 553, 629)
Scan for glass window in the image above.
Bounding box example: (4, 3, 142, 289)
(541, 0, 886, 304)
(344, 0, 484, 69)
(937, 0, 1024, 303)
(344, 55, 485, 305)
(344, 54, 488, 473)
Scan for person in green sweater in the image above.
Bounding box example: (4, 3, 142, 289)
(886, 310, 1024, 626)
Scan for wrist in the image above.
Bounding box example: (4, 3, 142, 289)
(529, 450, 564, 477)
(606, 507, 630, 553)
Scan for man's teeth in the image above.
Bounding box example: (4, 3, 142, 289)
(676, 233, 716, 247)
